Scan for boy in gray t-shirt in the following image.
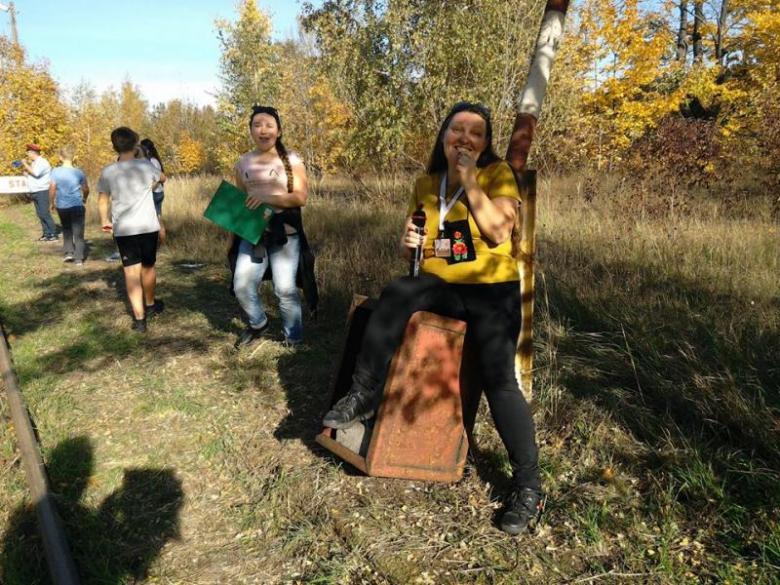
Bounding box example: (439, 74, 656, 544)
(98, 127, 165, 332)
(97, 159, 160, 237)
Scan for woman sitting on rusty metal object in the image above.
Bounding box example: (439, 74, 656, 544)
(322, 102, 543, 535)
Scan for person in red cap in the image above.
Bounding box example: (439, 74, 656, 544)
(21, 143, 57, 241)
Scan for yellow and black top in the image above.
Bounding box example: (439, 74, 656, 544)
(407, 161, 520, 285)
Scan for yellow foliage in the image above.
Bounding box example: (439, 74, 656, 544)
(175, 130, 205, 174)
(0, 38, 69, 171)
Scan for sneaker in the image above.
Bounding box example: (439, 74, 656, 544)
(322, 390, 377, 430)
(36, 235, 49, 242)
(145, 299, 165, 318)
(132, 317, 147, 333)
(106, 251, 121, 262)
(234, 322, 270, 349)
(63, 254, 74, 263)
(46, 235, 59, 242)
(499, 487, 546, 536)
(74, 260, 84, 266)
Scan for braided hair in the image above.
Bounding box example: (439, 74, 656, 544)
(249, 106, 293, 193)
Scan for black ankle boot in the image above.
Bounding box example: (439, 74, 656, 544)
(145, 299, 165, 318)
(132, 317, 147, 333)
(322, 390, 378, 429)
(234, 322, 269, 349)
(499, 487, 545, 535)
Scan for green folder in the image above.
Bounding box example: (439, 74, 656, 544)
(203, 181, 274, 245)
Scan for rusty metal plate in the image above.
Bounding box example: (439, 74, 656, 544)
(317, 299, 470, 483)
(366, 311, 468, 483)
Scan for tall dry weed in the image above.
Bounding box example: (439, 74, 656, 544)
(83, 172, 778, 456)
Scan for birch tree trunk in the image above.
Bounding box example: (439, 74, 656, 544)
(676, 0, 689, 62)
(715, 0, 730, 65)
(692, 0, 705, 63)
(505, 0, 570, 400)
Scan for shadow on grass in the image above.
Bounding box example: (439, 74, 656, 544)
(539, 238, 779, 464)
(1, 436, 183, 584)
(274, 318, 345, 449)
(0, 260, 251, 389)
(536, 237, 780, 554)
(38, 238, 102, 264)
(2, 261, 241, 335)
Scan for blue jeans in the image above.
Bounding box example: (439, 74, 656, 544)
(153, 191, 164, 216)
(32, 190, 57, 237)
(233, 236, 302, 343)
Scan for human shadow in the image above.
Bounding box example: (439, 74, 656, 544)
(164, 269, 242, 335)
(1, 436, 184, 584)
(38, 238, 96, 263)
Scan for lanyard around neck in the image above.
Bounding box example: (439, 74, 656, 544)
(438, 174, 464, 232)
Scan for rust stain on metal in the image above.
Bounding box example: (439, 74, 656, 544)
(316, 300, 469, 483)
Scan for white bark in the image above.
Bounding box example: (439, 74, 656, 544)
(517, 9, 566, 119)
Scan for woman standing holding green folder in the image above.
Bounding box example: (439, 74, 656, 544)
(227, 106, 309, 347)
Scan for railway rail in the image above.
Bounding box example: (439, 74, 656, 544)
(0, 321, 80, 585)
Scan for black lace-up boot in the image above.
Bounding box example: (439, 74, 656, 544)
(499, 487, 546, 535)
(322, 390, 378, 429)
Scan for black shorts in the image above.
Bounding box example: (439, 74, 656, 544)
(114, 232, 159, 267)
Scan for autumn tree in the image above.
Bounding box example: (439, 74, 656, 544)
(175, 130, 206, 174)
(276, 37, 350, 174)
(214, 0, 282, 172)
(717, 0, 780, 186)
(118, 79, 149, 134)
(0, 38, 68, 170)
(148, 100, 219, 174)
(302, 0, 565, 172)
(67, 82, 122, 177)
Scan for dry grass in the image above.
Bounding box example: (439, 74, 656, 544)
(1, 172, 778, 584)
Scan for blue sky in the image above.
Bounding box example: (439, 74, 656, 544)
(0, 1, 318, 107)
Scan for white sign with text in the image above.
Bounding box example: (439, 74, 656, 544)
(0, 176, 30, 194)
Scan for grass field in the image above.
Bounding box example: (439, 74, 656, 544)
(1, 173, 778, 584)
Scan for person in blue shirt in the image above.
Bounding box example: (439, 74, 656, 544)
(48, 145, 89, 265)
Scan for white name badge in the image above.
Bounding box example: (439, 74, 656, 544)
(434, 237, 451, 258)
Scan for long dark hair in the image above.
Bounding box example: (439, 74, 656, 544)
(249, 105, 293, 193)
(426, 102, 500, 175)
(140, 138, 165, 173)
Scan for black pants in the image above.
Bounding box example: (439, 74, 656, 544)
(32, 190, 57, 237)
(57, 206, 86, 261)
(353, 273, 541, 490)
